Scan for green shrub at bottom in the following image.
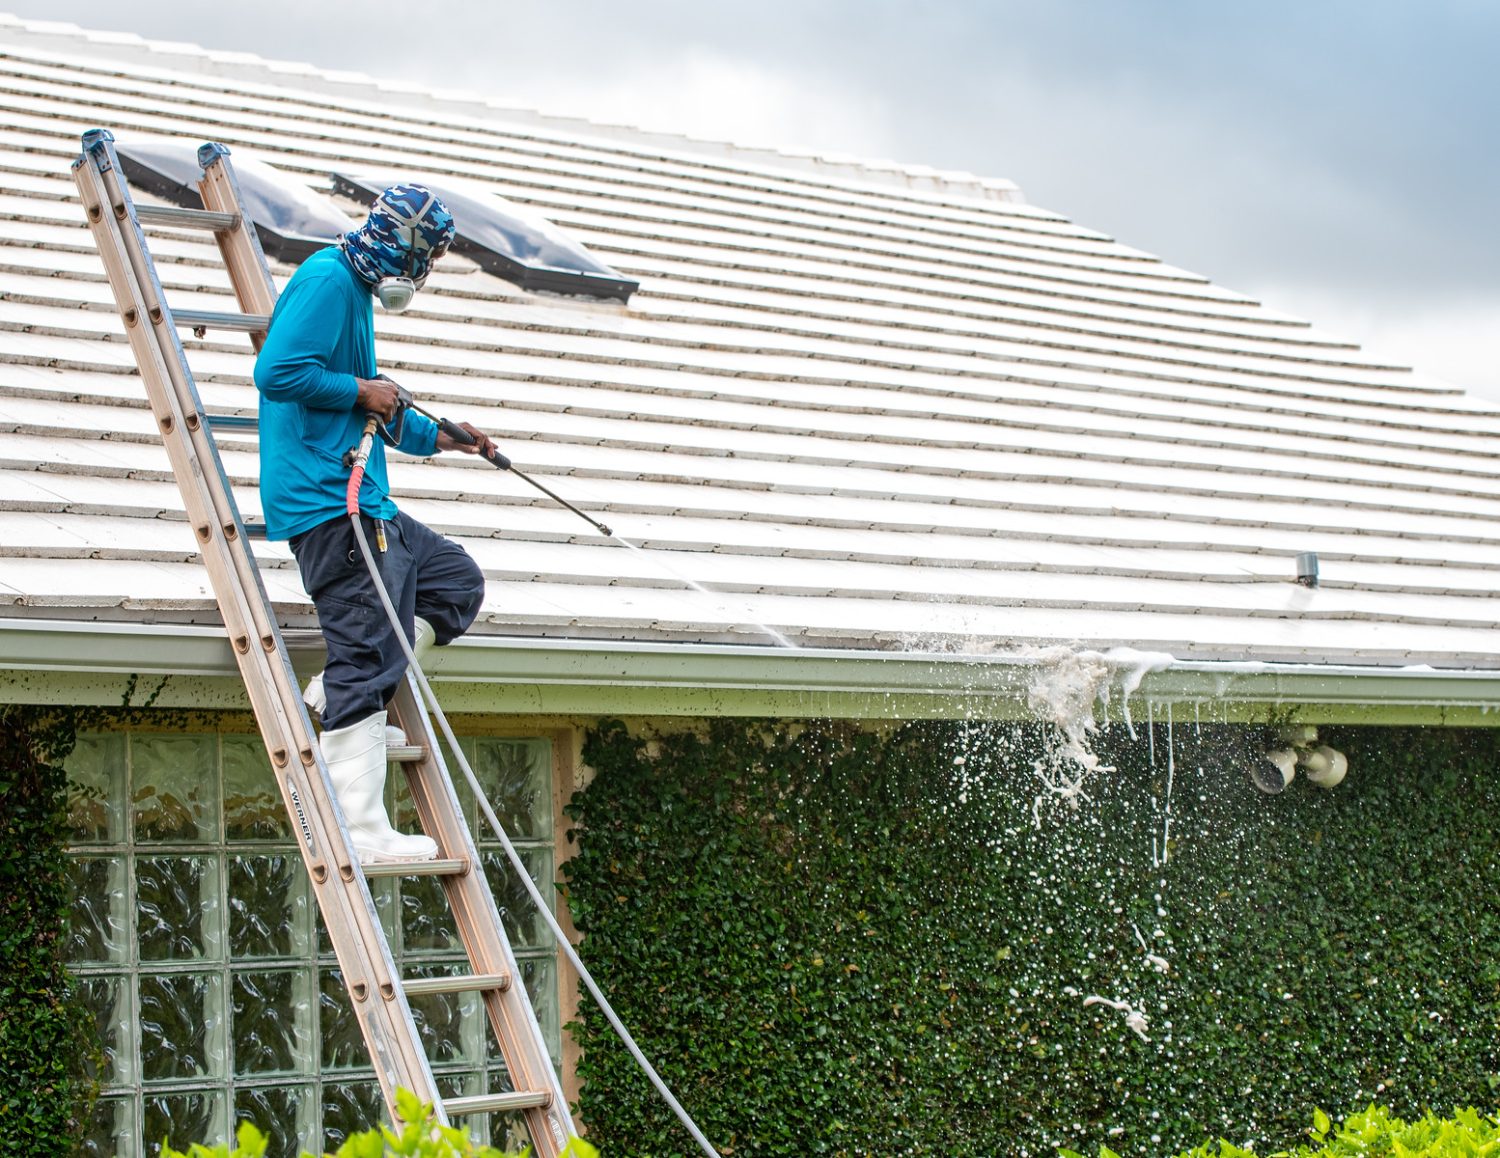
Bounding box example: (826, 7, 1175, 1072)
(159, 1088, 601, 1158)
(1150, 1104, 1500, 1157)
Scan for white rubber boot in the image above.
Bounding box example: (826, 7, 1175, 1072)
(305, 617, 438, 745)
(408, 615, 437, 671)
(319, 710, 438, 864)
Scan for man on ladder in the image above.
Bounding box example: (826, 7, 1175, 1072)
(254, 183, 496, 864)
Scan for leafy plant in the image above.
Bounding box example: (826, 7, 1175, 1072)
(565, 719, 1500, 1156)
(159, 1088, 601, 1158)
(1160, 1105, 1500, 1157)
(0, 705, 97, 1154)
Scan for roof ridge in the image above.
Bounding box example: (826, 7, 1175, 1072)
(0, 12, 1025, 205)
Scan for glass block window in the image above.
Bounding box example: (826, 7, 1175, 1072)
(65, 729, 559, 1158)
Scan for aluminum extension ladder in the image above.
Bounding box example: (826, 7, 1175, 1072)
(73, 130, 576, 1157)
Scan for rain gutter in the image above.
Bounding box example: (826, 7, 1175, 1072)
(3, 618, 1499, 725)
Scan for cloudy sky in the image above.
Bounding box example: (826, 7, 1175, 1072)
(10, 1, 1497, 394)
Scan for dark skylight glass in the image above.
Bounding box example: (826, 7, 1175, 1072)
(332, 171, 638, 303)
(116, 140, 351, 263)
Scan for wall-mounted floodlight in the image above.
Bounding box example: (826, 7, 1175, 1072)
(116, 139, 351, 263)
(1299, 745, 1348, 788)
(333, 170, 638, 302)
(1251, 748, 1299, 794)
(1250, 725, 1348, 794)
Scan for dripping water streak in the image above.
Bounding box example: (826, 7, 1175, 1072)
(1149, 700, 1160, 867)
(1162, 701, 1175, 864)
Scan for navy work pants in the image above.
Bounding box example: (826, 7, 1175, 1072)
(290, 511, 484, 731)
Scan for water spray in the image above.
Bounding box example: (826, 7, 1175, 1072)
(396, 386, 795, 648)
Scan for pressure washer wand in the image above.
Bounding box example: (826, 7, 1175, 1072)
(382, 378, 614, 537)
(428, 412, 614, 538)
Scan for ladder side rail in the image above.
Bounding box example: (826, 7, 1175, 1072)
(80, 133, 321, 809)
(82, 147, 402, 966)
(72, 148, 306, 761)
(74, 133, 444, 1118)
(195, 143, 278, 350)
(84, 138, 285, 662)
(389, 679, 575, 1156)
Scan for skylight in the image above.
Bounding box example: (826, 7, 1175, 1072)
(331, 171, 638, 302)
(116, 140, 351, 262)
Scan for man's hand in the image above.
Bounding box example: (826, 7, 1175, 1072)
(436, 421, 497, 459)
(355, 377, 401, 422)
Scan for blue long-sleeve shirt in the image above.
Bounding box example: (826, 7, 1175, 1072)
(253, 247, 437, 540)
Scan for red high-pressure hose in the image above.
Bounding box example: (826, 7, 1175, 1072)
(344, 414, 379, 516)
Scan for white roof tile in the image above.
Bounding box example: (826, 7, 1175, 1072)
(2, 28, 1498, 669)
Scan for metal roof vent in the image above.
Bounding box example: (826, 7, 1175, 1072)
(114, 139, 350, 263)
(332, 170, 638, 303)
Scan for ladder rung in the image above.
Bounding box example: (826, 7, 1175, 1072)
(361, 857, 469, 879)
(206, 414, 259, 433)
(135, 204, 240, 231)
(402, 971, 511, 998)
(174, 308, 272, 333)
(387, 744, 427, 763)
(443, 1091, 551, 1117)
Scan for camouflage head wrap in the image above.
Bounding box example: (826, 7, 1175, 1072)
(340, 183, 456, 287)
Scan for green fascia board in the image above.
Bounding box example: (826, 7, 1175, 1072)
(3, 618, 1500, 724)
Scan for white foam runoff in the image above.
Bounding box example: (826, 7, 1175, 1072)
(1082, 994, 1151, 1042)
(1018, 645, 1174, 823)
(1107, 647, 1174, 739)
(1132, 921, 1170, 974)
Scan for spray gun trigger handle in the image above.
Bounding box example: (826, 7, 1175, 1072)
(486, 447, 512, 471)
(369, 375, 412, 446)
(372, 373, 413, 409)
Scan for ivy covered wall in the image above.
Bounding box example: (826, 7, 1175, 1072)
(9, 704, 1500, 1156)
(565, 718, 1500, 1157)
(0, 706, 95, 1154)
